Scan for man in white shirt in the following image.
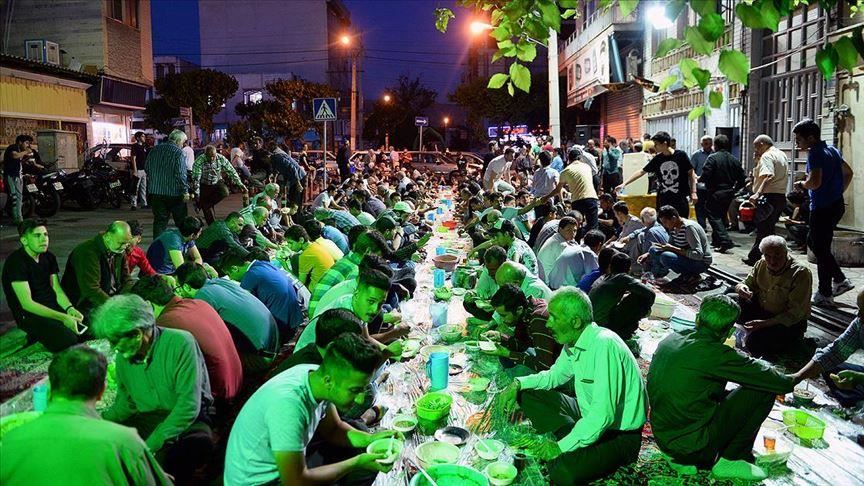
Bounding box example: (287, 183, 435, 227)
(464, 245, 507, 321)
(531, 151, 561, 199)
(483, 147, 515, 191)
(224, 333, 400, 485)
(495, 288, 647, 484)
(181, 140, 195, 173)
(547, 230, 604, 290)
(495, 261, 551, 300)
(745, 135, 790, 264)
(537, 216, 578, 283)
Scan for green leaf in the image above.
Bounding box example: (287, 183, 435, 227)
(690, 0, 715, 16)
(488, 73, 510, 89)
(536, 0, 562, 32)
(516, 42, 538, 62)
(434, 8, 455, 33)
(491, 24, 511, 42)
(718, 49, 750, 85)
(833, 37, 861, 72)
(562, 8, 577, 19)
(688, 106, 707, 121)
(815, 45, 839, 80)
(508, 81, 515, 97)
(686, 26, 714, 56)
(693, 68, 711, 89)
(491, 9, 505, 24)
(656, 38, 684, 58)
(492, 50, 505, 63)
(498, 40, 514, 50)
(559, 0, 579, 7)
(698, 13, 726, 42)
(735, 3, 764, 30)
(509, 62, 532, 92)
(659, 74, 679, 92)
(666, 0, 687, 21)
(760, 0, 782, 32)
(679, 58, 699, 87)
(619, 0, 640, 17)
(709, 90, 724, 108)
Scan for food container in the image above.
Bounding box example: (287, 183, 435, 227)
(366, 438, 404, 464)
(433, 254, 460, 272)
(484, 462, 518, 486)
(416, 391, 453, 421)
(474, 439, 505, 460)
(442, 220, 458, 230)
(782, 409, 826, 443)
(463, 340, 480, 352)
(793, 388, 816, 407)
(452, 266, 477, 289)
(410, 464, 488, 486)
(650, 297, 678, 320)
(392, 414, 418, 433)
(439, 324, 463, 344)
(435, 426, 471, 446)
(413, 441, 462, 470)
(420, 345, 450, 360)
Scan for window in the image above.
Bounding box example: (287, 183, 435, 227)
(128, 0, 139, 28)
(109, 0, 123, 21)
(244, 90, 263, 104)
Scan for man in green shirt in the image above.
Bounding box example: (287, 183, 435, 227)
(463, 245, 507, 321)
(495, 288, 646, 484)
(0, 345, 171, 485)
(93, 294, 215, 484)
(647, 294, 796, 481)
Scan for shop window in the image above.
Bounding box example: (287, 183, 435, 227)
(109, 0, 123, 21)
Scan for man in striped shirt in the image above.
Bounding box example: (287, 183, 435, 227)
(146, 129, 190, 238)
(481, 284, 559, 372)
(314, 207, 361, 234)
(648, 205, 712, 288)
(191, 145, 246, 224)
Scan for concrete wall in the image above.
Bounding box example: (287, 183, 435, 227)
(1, 0, 104, 67)
(836, 72, 863, 229)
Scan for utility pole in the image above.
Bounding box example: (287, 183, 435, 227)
(350, 53, 357, 149)
(547, 28, 561, 146)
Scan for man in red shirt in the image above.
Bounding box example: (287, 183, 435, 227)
(124, 220, 156, 277)
(131, 275, 242, 404)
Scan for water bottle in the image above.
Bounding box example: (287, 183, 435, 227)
(33, 383, 49, 412)
(433, 269, 446, 288)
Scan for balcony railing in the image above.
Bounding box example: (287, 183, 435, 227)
(560, 5, 640, 60)
(649, 28, 733, 76)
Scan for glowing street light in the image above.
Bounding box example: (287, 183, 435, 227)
(469, 21, 493, 35)
(383, 94, 391, 103)
(443, 116, 450, 125)
(646, 5, 673, 29)
(340, 34, 351, 46)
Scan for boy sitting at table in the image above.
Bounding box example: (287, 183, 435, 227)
(224, 332, 400, 486)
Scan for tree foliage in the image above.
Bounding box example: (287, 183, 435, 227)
(450, 73, 548, 143)
(363, 76, 438, 148)
(436, 0, 864, 119)
(235, 78, 338, 140)
(154, 69, 238, 134)
(142, 97, 180, 135)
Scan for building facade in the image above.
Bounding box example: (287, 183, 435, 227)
(1, 0, 153, 150)
(197, 0, 361, 142)
(558, 3, 644, 145)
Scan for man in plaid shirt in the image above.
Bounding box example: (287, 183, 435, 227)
(796, 289, 864, 406)
(314, 207, 361, 234)
(308, 229, 388, 316)
(145, 129, 190, 238)
(191, 145, 247, 224)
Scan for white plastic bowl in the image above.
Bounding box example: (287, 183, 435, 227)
(415, 440, 461, 470)
(484, 461, 517, 486)
(474, 439, 505, 460)
(651, 296, 678, 319)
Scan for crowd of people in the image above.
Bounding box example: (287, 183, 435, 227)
(1, 117, 861, 485)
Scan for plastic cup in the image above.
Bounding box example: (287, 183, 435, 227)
(763, 433, 776, 451)
(426, 352, 449, 391)
(436, 246, 446, 256)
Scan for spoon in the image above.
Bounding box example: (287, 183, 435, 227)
(407, 457, 438, 486)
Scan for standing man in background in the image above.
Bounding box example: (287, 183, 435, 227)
(744, 135, 790, 265)
(130, 132, 149, 211)
(146, 129, 190, 238)
(690, 135, 713, 229)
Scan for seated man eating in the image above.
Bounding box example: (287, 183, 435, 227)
(647, 295, 796, 481)
(731, 235, 812, 359)
(589, 252, 655, 341)
(494, 288, 646, 484)
(224, 332, 399, 485)
(647, 205, 713, 290)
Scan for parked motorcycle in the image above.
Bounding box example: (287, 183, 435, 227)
(19, 172, 62, 218)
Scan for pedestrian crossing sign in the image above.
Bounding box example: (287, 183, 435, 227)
(313, 98, 337, 121)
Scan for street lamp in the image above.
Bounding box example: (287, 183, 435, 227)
(470, 21, 493, 35)
(646, 5, 673, 29)
(341, 33, 359, 150)
(382, 93, 392, 148)
(443, 116, 450, 148)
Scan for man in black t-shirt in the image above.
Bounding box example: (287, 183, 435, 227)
(3, 134, 35, 224)
(1, 219, 85, 351)
(130, 131, 149, 210)
(615, 131, 697, 218)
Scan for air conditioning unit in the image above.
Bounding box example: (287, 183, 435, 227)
(24, 40, 60, 65)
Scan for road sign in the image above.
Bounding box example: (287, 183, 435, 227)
(414, 116, 429, 127)
(313, 98, 338, 121)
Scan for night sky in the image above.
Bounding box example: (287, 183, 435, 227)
(151, 0, 475, 100)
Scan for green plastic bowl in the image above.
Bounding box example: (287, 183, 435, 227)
(410, 464, 489, 486)
(416, 391, 453, 421)
(782, 409, 826, 441)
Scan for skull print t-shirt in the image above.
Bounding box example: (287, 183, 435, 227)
(643, 150, 692, 209)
